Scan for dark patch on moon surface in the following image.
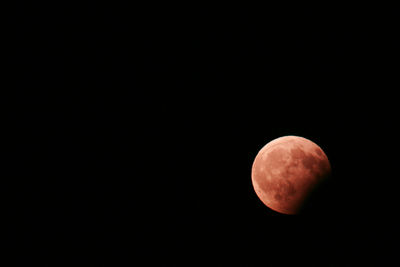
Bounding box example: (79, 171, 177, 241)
(302, 153, 318, 170)
(315, 147, 323, 157)
(290, 146, 306, 161)
(290, 146, 320, 172)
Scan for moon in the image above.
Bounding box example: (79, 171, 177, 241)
(251, 136, 331, 215)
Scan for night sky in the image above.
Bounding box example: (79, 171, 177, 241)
(12, 4, 398, 266)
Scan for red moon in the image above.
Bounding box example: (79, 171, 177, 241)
(251, 136, 331, 215)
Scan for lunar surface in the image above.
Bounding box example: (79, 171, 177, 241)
(251, 136, 331, 215)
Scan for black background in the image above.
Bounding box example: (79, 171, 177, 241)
(10, 3, 399, 266)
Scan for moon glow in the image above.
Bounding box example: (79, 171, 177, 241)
(251, 136, 331, 215)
